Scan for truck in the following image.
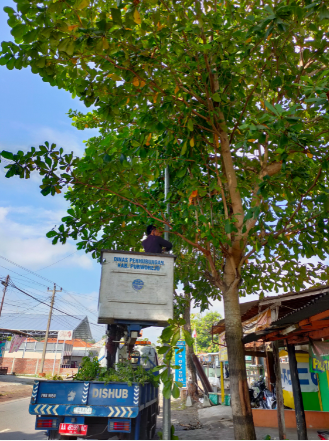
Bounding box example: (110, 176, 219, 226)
(29, 250, 175, 440)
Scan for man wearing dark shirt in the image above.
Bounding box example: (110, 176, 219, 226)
(142, 225, 173, 254)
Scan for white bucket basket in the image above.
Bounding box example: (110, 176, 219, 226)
(98, 250, 175, 326)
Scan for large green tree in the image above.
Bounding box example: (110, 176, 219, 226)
(2, 0, 329, 438)
(191, 311, 222, 353)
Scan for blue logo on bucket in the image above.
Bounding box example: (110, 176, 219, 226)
(132, 279, 144, 291)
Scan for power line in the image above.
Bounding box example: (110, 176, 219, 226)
(0, 255, 56, 285)
(9, 280, 84, 320)
(0, 256, 98, 316)
(0, 255, 102, 329)
(36, 251, 78, 271)
(8, 280, 102, 327)
(0, 264, 48, 288)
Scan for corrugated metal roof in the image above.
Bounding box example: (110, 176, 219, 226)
(0, 314, 92, 340)
(242, 289, 329, 344)
(272, 291, 329, 327)
(212, 285, 329, 335)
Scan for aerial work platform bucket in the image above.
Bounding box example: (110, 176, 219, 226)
(98, 250, 175, 327)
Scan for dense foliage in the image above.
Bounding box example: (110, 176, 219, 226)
(74, 357, 160, 387)
(1, 0, 329, 296)
(191, 311, 222, 353)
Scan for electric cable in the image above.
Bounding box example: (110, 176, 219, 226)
(36, 251, 78, 271)
(0, 255, 55, 284)
(8, 280, 103, 327)
(0, 256, 103, 333)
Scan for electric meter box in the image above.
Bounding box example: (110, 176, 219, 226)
(98, 250, 175, 326)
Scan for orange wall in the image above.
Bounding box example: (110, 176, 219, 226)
(252, 409, 329, 429)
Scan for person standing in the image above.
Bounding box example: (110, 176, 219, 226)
(142, 225, 172, 253)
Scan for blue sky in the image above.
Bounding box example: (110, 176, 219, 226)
(0, 2, 174, 344)
(0, 3, 105, 341)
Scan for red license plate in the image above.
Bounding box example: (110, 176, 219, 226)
(59, 423, 88, 436)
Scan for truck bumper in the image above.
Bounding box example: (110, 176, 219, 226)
(29, 404, 139, 418)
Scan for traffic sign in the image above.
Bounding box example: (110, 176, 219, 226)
(174, 340, 186, 387)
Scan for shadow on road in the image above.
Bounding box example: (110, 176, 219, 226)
(0, 431, 46, 440)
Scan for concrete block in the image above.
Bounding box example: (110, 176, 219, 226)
(202, 395, 211, 407)
(186, 396, 193, 407)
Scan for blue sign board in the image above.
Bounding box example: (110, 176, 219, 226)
(174, 341, 186, 387)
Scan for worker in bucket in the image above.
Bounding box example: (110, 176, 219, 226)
(142, 225, 172, 253)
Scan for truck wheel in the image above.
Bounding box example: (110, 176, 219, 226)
(48, 430, 60, 440)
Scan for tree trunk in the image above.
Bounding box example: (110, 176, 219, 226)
(183, 292, 199, 401)
(223, 284, 256, 440)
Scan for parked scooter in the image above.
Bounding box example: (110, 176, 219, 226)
(318, 431, 329, 440)
(267, 383, 277, 410)
(249, 377, 275, 409)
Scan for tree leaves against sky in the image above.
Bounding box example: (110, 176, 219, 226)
(1, 0, 329, 297)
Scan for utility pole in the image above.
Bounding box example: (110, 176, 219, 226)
(40, 283, 62, 374)
(0, 275, 10, 317)
(163, 165, 171, 441)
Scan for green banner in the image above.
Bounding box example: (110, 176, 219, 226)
(309, 339, 329, 373)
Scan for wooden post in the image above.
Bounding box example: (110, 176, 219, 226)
(220, 361, 225, 404)
(0, 275, 9, 316)
(266, 350, 275, 391)
(287, 343, 307, 440)
(272, 341, 286, 440)
(40, 284, 62, 373)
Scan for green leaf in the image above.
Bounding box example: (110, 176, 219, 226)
(11, 24, 27, 39)
(171, 329, 180, 346)
(180, 141, 188, 156)
(264, 100, 279, 115)
(58, 38, 70, 52)
(163, 382, 172, 399)
(224, 220, 238, 234)
(1, 151, 14, 160)
(4, 6, 15, 15)
(157, 346, 169, 354)
(187, 118, 194, 131)
(212, 93, 221, 102)
(41, 186, 52, 196)
(66, 41, 75, 56)
(111, 8, 123, 25)
(0, 54, 11, 66)
(6, 57, 16, 70)
(182, 329, 194, 346)
(161, 326, 174, 342)
(319, 5, 329, 20)
(109, 73, 122, 81)
(75, 0, 90, 10)
(172, 382, 180, 398)
(176, 168, 186, 178)
(171, 425, 179, 440)
(46, 230, 58, 238)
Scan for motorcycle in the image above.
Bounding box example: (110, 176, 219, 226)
(318, 431, 329, 440)
(249, 377, 276, 409)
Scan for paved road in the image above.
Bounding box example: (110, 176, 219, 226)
(0, 375, 37, 385)
(0, 397, 46, 440)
